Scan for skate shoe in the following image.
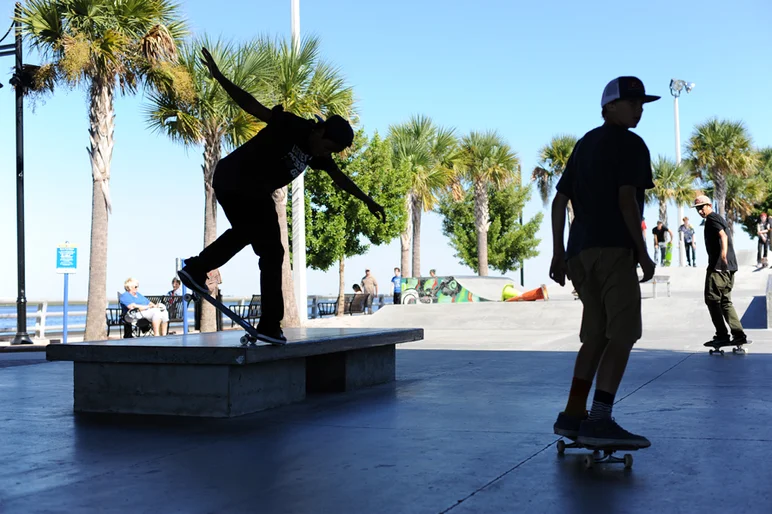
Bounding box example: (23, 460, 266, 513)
(553, 411, 588, 439)
(577, 418, 651, 449)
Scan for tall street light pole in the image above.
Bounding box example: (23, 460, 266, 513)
(1, 3, 33, 344)
(290, 0, 308, 323)
(669, 78, 695, 268)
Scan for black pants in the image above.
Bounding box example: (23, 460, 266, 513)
(393, 292, 401, 305)
(188, 173, 284, 329)
(757, 239, 769, 263)
(685, 243, 695, 266)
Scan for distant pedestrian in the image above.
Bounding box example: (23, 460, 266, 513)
(756, 213, 771, 268)
(679, 217, 697, 267)
(652, 221, 673, 265)
(391, 267, 402, 305)
(361, 269, 379, 314)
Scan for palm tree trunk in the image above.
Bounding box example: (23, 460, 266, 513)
(411, 195, 422, 277)
(473, 181, 489, 276)
(84, 81, 115, 342)
(400, 193, 412, 277)
(659, 200, 668, 226)
(336, 255, 345, 316)
(199, 133, 221, 333)
(714, 172, 727, 219)
(274, 186, 300, 327)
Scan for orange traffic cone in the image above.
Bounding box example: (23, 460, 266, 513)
(505, 284, 549, 302)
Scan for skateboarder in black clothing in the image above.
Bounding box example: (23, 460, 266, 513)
(179, 48, 386, 344)
(694, 194, 747, 347)
(550, 76, 658, 449)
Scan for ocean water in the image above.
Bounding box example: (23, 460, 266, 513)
(0, 296, 390, 337)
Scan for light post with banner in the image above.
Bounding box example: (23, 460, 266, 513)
(56, 242, 77, 344)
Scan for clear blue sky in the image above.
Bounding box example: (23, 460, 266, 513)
(0, 0, 770, 301)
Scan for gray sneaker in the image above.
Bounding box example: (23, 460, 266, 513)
(577, 418, 651, 449)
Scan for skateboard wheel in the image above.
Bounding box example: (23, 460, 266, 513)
(720, 350, 725, 355)
(557, 440, 566, 454)
(583, 455, 594, 469)
(240, 335, 249, 345)
(624, 454, 633, 469)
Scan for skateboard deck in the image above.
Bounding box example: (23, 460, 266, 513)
(663, 242, 673, 267)
(557, 436, 638, 469)
(705, 338, 752, 355)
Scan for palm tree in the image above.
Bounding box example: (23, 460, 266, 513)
(532, 135, 578, 223)
(265, 35, 354, 327)
(389, 116, 456, 277)
(145, 37, 273, 332)
(706, 174, 766, 235)
(19, 0, 187, 341)
(686, 118, 759, 218)
(455, 131, 520, 276)
(646, 156, 694, 226)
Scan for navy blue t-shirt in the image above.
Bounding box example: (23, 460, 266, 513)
(556, 125, 654, 259)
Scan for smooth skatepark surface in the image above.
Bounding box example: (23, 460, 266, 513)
(1, 260, 771, 513)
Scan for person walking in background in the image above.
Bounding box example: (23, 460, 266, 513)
(652, 220, 673, 265)
(756, 212, 771, 268)
(361, 269, 379, 314)
(694, 195, 747, 347)
(391, 267, 402, 305)
(549, 76, 657, 449)
(679, 217, 697, 267)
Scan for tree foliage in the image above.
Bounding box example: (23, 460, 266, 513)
(437, 183, 542, 274)
(305, 130, 410, 270)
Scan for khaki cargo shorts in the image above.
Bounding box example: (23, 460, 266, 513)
(567, 248, 642, 343)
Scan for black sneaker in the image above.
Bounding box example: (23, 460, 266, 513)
(704, 335, 731, 347)
(256, 325, 287, 345)
(577, 418, 651, 449)
(731, 334, 748, 345)
(553, 411, 588, 439)
(178, 262, 208, 296)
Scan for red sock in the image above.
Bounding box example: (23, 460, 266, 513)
(564, 377, 592, 417)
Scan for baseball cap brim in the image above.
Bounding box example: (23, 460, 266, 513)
(641, 94, 661, 103)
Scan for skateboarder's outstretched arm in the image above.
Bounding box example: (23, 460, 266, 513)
(200, 47, 272, 122)
(323, 164, 386, 222)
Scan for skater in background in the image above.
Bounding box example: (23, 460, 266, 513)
(179, 48, 386, 344)
(695, 195, 747, 347)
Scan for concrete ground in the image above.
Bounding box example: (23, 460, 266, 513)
(1, 262, 771, 513)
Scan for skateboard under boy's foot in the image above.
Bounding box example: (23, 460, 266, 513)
(179, 270, 284, 346)
(704, 337, 752, 355)
(556, 436, 639, 469)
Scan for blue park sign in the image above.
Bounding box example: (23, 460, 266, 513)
(56, 243, 77, 274)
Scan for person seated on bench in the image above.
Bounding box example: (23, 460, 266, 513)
(120, 278, 169, 336)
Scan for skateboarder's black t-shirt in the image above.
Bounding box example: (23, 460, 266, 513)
(215, 105, 336, 192)
(652, 226, 669, 244)
(556, 125, 654, 260)
(704, 212, 738, 271)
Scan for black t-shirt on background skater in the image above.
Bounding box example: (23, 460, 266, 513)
(704, 212, 738, 271)
(556, 124, 654, 260)
(652, 225, 669, 244)
(214, 105, 336, 193)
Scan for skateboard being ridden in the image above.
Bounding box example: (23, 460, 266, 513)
(178, 48, 386, 346)
(704, 335, 752, 355)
